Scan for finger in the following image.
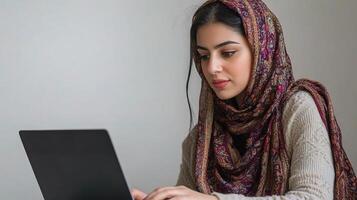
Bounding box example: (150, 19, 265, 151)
(131, 188, 147, 198)
(144, 186, 187, 200)
(131, 188, 147, 200)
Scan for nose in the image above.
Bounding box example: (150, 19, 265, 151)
(206, 55, 223, 75)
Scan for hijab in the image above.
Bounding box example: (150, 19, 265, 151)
(192, 0, 357, 198)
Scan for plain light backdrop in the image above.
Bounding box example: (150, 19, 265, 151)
(0, 0, 356, 199)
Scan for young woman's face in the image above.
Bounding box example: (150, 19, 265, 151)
(196, 22, 253, 100)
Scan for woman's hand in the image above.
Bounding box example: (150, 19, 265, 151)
(131, 188, 148, 200)
(142, 185, 218, 200)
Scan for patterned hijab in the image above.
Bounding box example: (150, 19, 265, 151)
(192, 0, 357, 198)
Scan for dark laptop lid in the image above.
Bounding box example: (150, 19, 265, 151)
(20, 129, 133, 200)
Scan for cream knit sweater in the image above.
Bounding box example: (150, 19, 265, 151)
(176, 91, 335, 199)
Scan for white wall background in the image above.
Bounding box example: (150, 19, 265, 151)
(0, 0, 356, 199)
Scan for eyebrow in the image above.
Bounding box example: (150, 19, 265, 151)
(196, 41, 240, 51)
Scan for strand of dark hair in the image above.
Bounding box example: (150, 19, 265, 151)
(186, 50, 194, 132)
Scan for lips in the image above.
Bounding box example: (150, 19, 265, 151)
(212, 79, 230, 89)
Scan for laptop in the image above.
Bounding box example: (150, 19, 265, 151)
(20, 129, 133, 200)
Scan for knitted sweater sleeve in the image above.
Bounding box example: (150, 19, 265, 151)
(176, 91, 335, 200)
(176, 124, 198, 190)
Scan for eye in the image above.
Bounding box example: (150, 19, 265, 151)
(198, 54, 210, 61)
(222, 51, 237, 58)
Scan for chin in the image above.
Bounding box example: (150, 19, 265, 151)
(214, 91, 236, 100)
(213, 88, 243, 100)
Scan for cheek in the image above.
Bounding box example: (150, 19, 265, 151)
(201, 65, 211, 82)
(242, 58, 252, 78)
(229, 56, 252, 80)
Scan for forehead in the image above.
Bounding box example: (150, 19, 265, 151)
(196, 22, 245, 47)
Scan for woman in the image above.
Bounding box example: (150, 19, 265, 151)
(132, 0, 357, 199)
